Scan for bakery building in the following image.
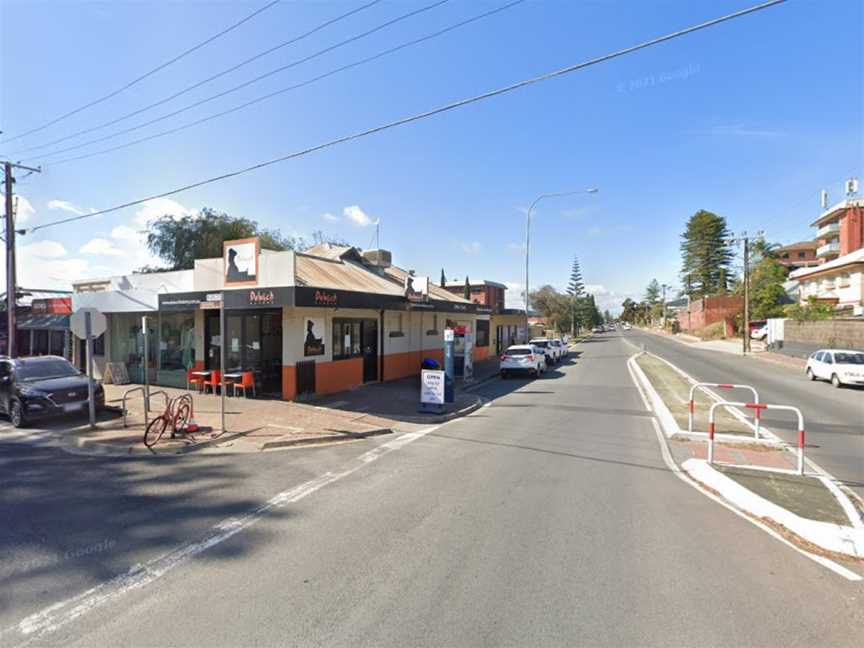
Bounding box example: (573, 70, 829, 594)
(72, 241, 489, 400)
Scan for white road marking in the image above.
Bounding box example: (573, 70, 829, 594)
(2, 424, 444, 645)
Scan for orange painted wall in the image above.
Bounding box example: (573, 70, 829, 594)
(282, 365, 296, 401)
(382, 348, 445, 381)
(473, 346, 489, 363)
(315, 358, 364, 395)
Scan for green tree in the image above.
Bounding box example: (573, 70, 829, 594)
(440, 268, 446, 286)
(785, 297, 835, 322)
(644, 278, 661, 304)
(529, 285, 571, 333)
(620, 298, 638, 323)
(746, 249, 790, 319)
(566, 256, 586, 334)
(144, 207, 345, 271)
(464, 276, 471, 300)
(680, 210, 734, 298)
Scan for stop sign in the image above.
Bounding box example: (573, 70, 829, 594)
(70, 308, 107, 339)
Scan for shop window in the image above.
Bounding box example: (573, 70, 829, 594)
(798, 251, 806, 259)
(333, 319, 362, 359)
(476, 320, 490, 348)
(426, 313, 439, 336)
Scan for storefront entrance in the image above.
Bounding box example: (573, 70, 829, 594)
(205, 309, 282, 396)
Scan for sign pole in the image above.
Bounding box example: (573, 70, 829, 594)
(220, 294, 227, 434)
(443, 328, 455, 403)
(85, 312, 96, 429)
(142, 315, 150, 411)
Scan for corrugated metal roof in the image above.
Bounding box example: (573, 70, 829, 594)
(302, 243, 356, 261)
(295, 254, 404, 295)
(383, 266, 471, 303)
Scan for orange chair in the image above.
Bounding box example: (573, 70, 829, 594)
(203, 370, 222, 394)
(187, 368, 205, 392)
(232, 371, 256, 398)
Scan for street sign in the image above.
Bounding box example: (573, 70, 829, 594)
(70, 307, 106, 339)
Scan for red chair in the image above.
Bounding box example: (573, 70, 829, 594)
(232, 371, 256, 398)
(187, 369, 205, 392)
(203, 370, 222, 394)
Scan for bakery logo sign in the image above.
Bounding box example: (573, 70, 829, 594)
(249, 290, 275, 305)
(313, 290, 338, 306)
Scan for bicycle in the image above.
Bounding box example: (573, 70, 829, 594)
(143, 393, 194, 449)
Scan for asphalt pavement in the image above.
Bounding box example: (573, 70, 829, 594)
(1, 333, 862, 647)
(626, 328, 864, 497)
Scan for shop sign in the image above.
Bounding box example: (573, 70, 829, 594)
(294, 287, 404, 310)
(304, 317, 325, 356)
(420, 369, 445, 406)
(222, 287, 293, 309)
(314, 290, 338, 306)
(223, 237, 260, 286)
(31, 297, 72, 315)
(404, 275, 429, 302)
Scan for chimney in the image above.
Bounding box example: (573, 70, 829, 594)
(362, 249, 392, 268)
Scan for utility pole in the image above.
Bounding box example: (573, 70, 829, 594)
(742, 236, 750, 355)
(661, 283, 668, 330)
(3, 160, 41, 358)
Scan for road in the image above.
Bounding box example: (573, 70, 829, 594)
(625, 328, 864, 497)
(1, 333, 862, 647)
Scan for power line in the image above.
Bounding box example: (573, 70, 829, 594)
(8, 0, 384, 156)
(0, 0, 283, 145)
(13, 0, 446, 160)
(26, 0, 788, 235)
(41, 0, 526, 168)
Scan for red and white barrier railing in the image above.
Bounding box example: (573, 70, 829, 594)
(688, 382, 761, 438)
(708, 401, 805, 475)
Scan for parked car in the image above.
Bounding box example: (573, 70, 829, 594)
(751, 324, 768, 341)
(592, 326, 603, 334)
(500, 345, 546, 378)
(529, 338, 558, 365)
(805, 349, 864, 388)
(550, 339, 567, 359)
(622, 323, 632, 330)
(0, 355, 105, 428)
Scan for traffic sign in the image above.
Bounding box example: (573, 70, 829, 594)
(70, 308, 106, 339)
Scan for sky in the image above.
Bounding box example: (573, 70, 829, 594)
(1, 0, 862, 314)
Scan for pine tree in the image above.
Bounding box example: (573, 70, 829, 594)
(680, 210, 733, 298)
(440, 268, 446, 286)
(566, 256, 586, 334)
(464, 276, 470, 300)
(644, 278, 661, 304)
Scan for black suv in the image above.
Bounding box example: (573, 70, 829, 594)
(0, 356, 104, 428)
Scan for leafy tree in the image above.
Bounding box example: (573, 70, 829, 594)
(746, 246, 790, 319)
(644, 278, 661, 304)
(464, 276, 470, 300)
(143, 207, 345, 271)
(620, 298, 639, 323)
(680, 210, 734, 298)
(529, 285, 571, 333)
(785, 297, 835, 322)
(440, 268, 446, 286)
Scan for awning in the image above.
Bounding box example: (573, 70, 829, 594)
(17, 314, 70, 330)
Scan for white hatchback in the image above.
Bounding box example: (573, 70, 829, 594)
(500, 345, 546, 378)
(806, 349, 864, 388)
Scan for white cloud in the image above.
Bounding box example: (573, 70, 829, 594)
(343, 205, 377, 227)
(133, 197, 196, 228)
(47, 199, 93, 216)
(321, 212, 339, 222)
(110, 225, 140, 241)
(2, 194, 36, 224)
(21, 240, 67, 259)
(80, 238, 124, 256)
(459, 241, 481, 254)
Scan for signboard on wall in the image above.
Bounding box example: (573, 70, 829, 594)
(223, 237, 259, 286)
(404, 274, 429, 301)
(304, 317, 325, 356)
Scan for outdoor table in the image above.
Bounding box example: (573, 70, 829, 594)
(223, 372, 243, 395)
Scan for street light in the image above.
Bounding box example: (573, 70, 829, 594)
(523, 187, 598, 342)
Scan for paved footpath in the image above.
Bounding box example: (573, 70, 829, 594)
(1, 335, 862, 647)
(627, 328, 864, 498)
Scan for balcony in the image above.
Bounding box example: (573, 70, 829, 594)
(816, 241, 840, 258)
(817, 221, 841, 239)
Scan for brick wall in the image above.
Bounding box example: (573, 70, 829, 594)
(675, 295, 743, 332)
(840, 206, 863, 256)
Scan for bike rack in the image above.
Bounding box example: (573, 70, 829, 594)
(121, 387, 169, 428)
(708, 401, 805, 475)
(688, 382, 761, 438)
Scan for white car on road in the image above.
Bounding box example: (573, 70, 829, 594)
(550, 339, 567, 360)
(500, 345, 546, 378)
(805, 349, 864, 388)
(529, 338, 559, 365)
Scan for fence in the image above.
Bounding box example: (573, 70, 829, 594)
(688, 382, 761, 438)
